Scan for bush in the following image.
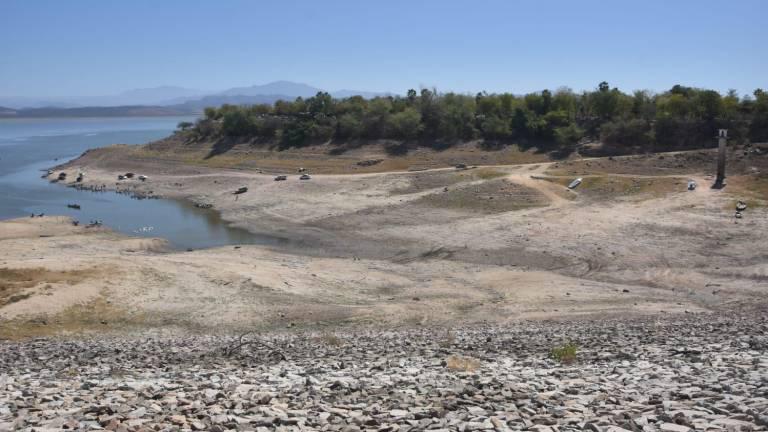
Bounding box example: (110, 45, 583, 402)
(554, 123, 584, 146)
(550, 342, 578, 364)
(387, 108, 422, 140)
(600, 118, 653, 149)
(177, 121, 194, 131)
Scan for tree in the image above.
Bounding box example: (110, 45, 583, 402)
(203, 107, 218, 120)
(601, 119, 652, 150)
(387, 108, 422, 140)
(554, 124, 584, 146)
(177, 121, 194, 131)
(407, 89, 417, 104)
(591, 82, 620, 120)
(184, 83, 766, 156)
(307, 92, 334, 115)
(337, 113, 364, 139)
(481, 116, 511, 140)
(221, 110, 253, 136)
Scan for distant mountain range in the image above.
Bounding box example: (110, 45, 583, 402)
(0, 81, 393, 118)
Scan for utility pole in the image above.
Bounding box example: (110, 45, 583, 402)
(713, 129, 727, 189)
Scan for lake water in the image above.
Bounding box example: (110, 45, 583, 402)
(0, 117, 286, 250)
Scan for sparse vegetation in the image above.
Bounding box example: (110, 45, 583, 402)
(438, 330, 456, 348)
(317, 333, 343, 347)
(445, 355, 481, 372)
(0, 267, 97, 307)
(550, 342, 578, 364)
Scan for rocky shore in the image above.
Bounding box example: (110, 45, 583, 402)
(2, 312, 767, 432)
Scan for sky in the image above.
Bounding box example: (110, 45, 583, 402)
(1, 0, 766, 98)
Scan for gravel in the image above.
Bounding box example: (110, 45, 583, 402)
(2, 312, 767, 431)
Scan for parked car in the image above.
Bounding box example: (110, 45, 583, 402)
(299, 174, 311, 180)
(274, 175, 287, 181)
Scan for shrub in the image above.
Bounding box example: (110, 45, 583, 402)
(445, 355, 481, 372)
(550, 342, 578, 364)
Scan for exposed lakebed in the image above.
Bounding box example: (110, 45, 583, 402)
(0, 117, 286, 250)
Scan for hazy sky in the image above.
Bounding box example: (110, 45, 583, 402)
(1, 0, 765, 97)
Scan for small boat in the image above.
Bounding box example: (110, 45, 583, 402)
(138, 175, 147, 181)
(234, 186, 248, 194)
(67, 204, 81, 210)
(568, 177, 582, 189)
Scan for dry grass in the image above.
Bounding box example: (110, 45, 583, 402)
(470, 168, 507, 180)
(316, 332, 343, 347)
(0, 294, 140, 340)
(129, 140, 552, 175)
(414, 179, 549, 213)
(725, 175, 768, 205)
(0, 267, 96, 307)
(445, 355, 481, 372)
(438, 330, 456, 348)
(540, 175, 683, 199)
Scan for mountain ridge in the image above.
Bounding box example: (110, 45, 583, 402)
(0, 81, 391, 110)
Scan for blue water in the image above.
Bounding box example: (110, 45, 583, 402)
(0, 117, 285, 250)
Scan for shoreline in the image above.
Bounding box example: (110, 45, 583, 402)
(0, 141, 763, 338)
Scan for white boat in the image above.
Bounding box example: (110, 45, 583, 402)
(568, 178, 582, 189)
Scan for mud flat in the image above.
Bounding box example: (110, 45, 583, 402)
(0, 142, 765, 337)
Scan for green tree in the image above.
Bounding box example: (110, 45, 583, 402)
(221, 110, 253, 136)
(387, 108, 422, 140)
(177, 121, 194, 131)
(337, 113, 364, 139)
(481, 116, 511, 140)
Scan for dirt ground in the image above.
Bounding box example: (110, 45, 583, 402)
(2, 143, 767, 339)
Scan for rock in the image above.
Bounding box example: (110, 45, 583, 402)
(660, 423, 691, 432)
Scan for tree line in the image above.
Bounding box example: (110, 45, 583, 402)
(179, 83, 768, 154)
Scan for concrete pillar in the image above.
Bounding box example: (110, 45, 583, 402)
(714, 129, 727, 189)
